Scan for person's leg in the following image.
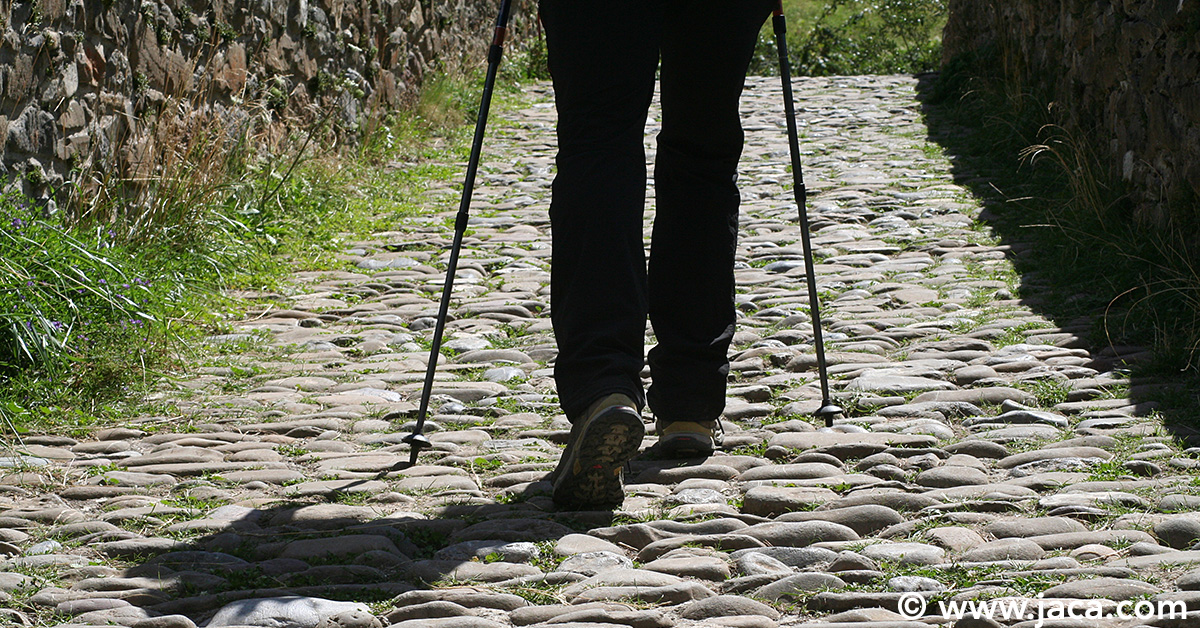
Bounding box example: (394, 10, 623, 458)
(647, 0, 774, 435)
(541, 0, 664, 422)
(541, 0, 663, 508)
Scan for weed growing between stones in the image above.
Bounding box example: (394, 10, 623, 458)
(503, 580, 568, 606)
(1012, 379, 1071, 408)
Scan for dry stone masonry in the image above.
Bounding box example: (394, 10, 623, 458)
(4, 77, 1200, 627)
(0, 0, 526, 206)
(943, 0, 1200, 230)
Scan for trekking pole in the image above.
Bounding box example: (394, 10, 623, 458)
(772, 2, 842, 427)
(403, 0, 515, 464)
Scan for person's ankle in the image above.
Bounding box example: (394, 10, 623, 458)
(583, 393, 638, 420)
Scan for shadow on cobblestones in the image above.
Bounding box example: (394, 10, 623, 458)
(915, 73, 1200, 442)
(113, 484, 620, 624)
(11, 76, 1200, 628)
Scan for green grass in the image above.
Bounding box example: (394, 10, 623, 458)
(1, 70, 484, 437)
(1084, 458, 1131, 483)
(327, 490, 374, 506)
(162, 493, 230, 511)
(0, 193, 213, 419)
(728, 441, 770, 458)
(1012, 378, 1071, 408)
(993, 322, 1053, 348)
(501, 580, 567, 606)
(469, 457, 505, 472)
(750, 0, 947, 76)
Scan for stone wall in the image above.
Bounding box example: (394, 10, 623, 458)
(0, 0, 536, 207)
(942, 0, 1200, 229)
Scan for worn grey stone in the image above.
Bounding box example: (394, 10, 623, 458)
(509, 602, 643, 626)
(554, 534, 625, 557)
(133, 616, 198, 628)
(916, 465, 989, 487)
(205, 596, 373, 628)
(755, 573, 847, 601)
(998, 447, 1114, 469)
(742, 485, 838, 516)
(6, 107, 55, 154)
(860, 543, 945, 566)
(740, 521, 860, 546)
(433, 540, 539, 563)
(388, 589, 528, 611)
(1156, 517, 1200, 550)
(924, 526, 986, 553)
(281, 535, 404, 561)
(827, 551, 878, 572)
(734, 551, 793, 576)
(1040, 577, 1161, 600)
(820, 491, 942, 512)
(570, 581, 715, 605)
(556, 551, 633, 577)
(1026, 530, 1157, 550)
(944, 440, 1009, 458)
(887, 576, 945, 592)
(961, 539, 1046, 562)
(406, 560, 542, 584)
(985, 517, 1087, 539)
(315, 609, 382, 628)
(384, 601, 474, 623)
(730, 546, 839, 569)
(387, 618, 505, 628)
(847, 371, 956, 394)
(641, 550, 732, 581)
(680, 595, 780, 620)
(776, 504, 905, 536)
(964, 409, 1069, 428)
(739, 463, 843, 481)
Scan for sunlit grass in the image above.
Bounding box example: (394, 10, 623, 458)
(1, 70, 482, 436)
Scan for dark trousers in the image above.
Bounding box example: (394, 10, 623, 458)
(542, 0, 774, 423)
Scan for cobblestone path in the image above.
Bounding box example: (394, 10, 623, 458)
(3, 76, 1198, 628)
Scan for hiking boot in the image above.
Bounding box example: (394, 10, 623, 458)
(656, 419, 722, 458)
(550, 393, 644, 509)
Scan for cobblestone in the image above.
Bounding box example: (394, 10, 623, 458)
(1, 75, 1191, 627)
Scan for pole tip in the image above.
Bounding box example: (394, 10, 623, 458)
(403, 432, 432, 464)
(815, 403, 843, 428)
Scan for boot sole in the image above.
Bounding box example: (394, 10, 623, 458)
(552, 407, 644, 509)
